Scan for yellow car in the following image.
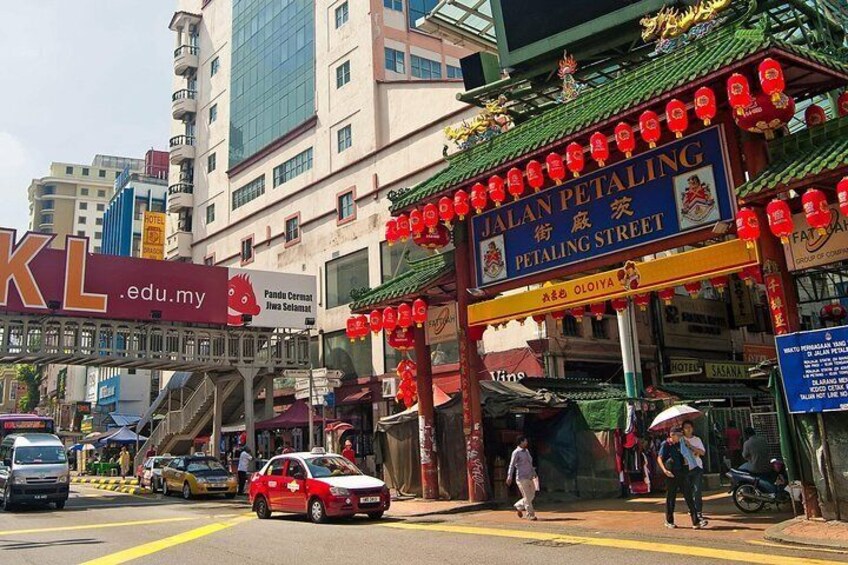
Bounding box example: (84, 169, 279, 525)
(161, 455, 237, 500)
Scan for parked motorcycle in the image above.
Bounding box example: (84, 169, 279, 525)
(727, 458, 790, 513)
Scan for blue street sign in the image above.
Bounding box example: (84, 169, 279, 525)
(776, 325, 848, 414)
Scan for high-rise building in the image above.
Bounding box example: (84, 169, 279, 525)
(27, 155, 144, 251)
(167, 0, 475, 424)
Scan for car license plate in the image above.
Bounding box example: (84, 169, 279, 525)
(33, 495, 47, 500)
(360, 496, 380, 504)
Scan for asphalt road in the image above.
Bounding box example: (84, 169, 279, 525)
(0, 485, 845, 565)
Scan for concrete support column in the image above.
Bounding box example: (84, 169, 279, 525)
(616, 303, 638, 399)
(239, 367, 260, 458)
(414, 325, 439, 500)
(211, 376, 225, 459)
(264, 375, 275, 420)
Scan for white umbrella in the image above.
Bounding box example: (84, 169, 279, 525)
(649, 404, 702, 432)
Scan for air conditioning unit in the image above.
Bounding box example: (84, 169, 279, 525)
(381, 377, 398, 399)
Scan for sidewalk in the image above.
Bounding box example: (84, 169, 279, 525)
(387, 497, 496, 517)
(766, 517, 848, 551)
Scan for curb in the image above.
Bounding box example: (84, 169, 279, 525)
(72, 478, 149, 495)
(764, 518, 848, 552)
(390, 501, 496, 518)
(72, 477, 140, 486)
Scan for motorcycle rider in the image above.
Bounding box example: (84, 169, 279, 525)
(740, 427, 771, 475)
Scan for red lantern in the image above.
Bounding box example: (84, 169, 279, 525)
(396, 214, 410, 242)
(454, 190, 470, 220)
(766, 198, 793, 244)
(634, 293, 651, 311)
(409, 208, 424, 235)
(741, 265, 762, 287)
(838, 91, 848, 118)
(639, 111, 661, 148)
(387, 326, 414, 351)
(838, 177, 848, 217)
(546, 152, 566, 185)
(569, 306, 584, 322)
(734, 92, 795, 140)
(611, 298, 628, 313)
(507, 167, 525, 200)
(821, 304, 848, 322)
(471, 183, 487, 214)
(758, 58, 785, 104)
(694, 86, 717, 126)
(590, 132, 609, 167)
(683, 281, 702, 298)
(532, 313, 546, 326)
(412, 223, 451, 249)
(369, 309, 383, 333)
(526, 160, 545, 191)
(803, 188, 830, 235)
(382, 306, 398, 333)
(709, 276, 729, 295)
(397, 303, 413, 329)
(735, 207, 760, 248)
(614, 122, 636, 158)
(727, 73, 752, 115)
(805, 104, 827, 127)
(412, 298, 428, 328)
(346, 317, 357, 342)
(423, 203, 439, 233)
(665, 99, 688, 139)
(438, 196, 455, 228)
(551, 310, 565, 321)
(658, 287, 675, 305)
(354, 315, 369, 341)
(488, 175, 506, 207)
(589, 302, 606, 321)
(566, 142, 584, 177)
(385, 218, 399, 246)
(397, 359, 416, 375)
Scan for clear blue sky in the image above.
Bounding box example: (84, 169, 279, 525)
(0, 1, 174, 232)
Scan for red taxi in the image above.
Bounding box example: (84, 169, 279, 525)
(248, 448, 390, 523)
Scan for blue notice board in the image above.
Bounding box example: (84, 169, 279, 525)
(776, 326, 848, 414)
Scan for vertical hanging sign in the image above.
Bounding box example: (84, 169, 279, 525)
(141, 212, 166, 260)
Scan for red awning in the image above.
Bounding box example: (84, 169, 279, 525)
(340, 388, 371, 405)
(481, 348, 545, 378)
(256, 400, 333, 430)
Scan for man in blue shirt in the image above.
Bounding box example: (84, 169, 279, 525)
(657, 426, 699, 529)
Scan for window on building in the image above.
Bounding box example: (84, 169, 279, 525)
(380, 240, 432, 282)
(337, 125, 352, 153)
(97, 203, 104, 212)
(232, 175, 265, 210)
(41, 200, 54, 211)
(40, 213, 53, 225)
(206, 204, 215, 224)
(209, 104, 218, 124)
(132, 235, 141, 257)
(335, 2, 349, 28)
(80, 188, 89, 196)
(94, 246, 101, 253)
(77, 230, 85, 237)
(115, 171, 121, 178)
(210, 56, 220, 76)
(411, 54, 442, 79)
(78, 216, 87, 224)
(65, 166, 74, 175)
(208, 152, 216, 173)
(326, 248, 368, 309)
(591, 318, 608, 339)
(95, 217, 103, 226)
(447, 64, 463, 79)
(42, 185, 55, 195)
(99, 169, 106, 178)
(285, 216, 300, 244)
(79, 202, 88, 210)
(561, 316, 581, 337)
(204, 256, 215, 266)
(94, 231, 102, 240)
(384, 47, 405, 74)
(336, 61, 351, 88)
(384, 0, 403, 10)
(240, 236, 254, 264)
(82, 167, 89, 176)
(337, 191, 354, 222)
(324, 330, 373, 379)
(8, 383, 15, 401)
(97, 190, 106, 198)
(273, 148, 313, 187)
(408, 0, 437, 28)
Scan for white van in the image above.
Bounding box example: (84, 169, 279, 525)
(0, 433, 70, 510)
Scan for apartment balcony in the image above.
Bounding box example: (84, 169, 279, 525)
(167, 182, 194, 213)
(165, 230, 192, 261)
(171, 89, 197, 119)
(169, 135, 195, 165)
(173, 45, 199, 75)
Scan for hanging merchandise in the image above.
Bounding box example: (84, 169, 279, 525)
(382, 306, 398, 333)
(354, 315, 369, 341)
(693, 86, 717, 125)
(532, 313, 546, 326)
(423, 203, 439, 233)
(735, 207, 760, 248)
(589, 302, 606, 320)
(412, 298, 428, 327)
(396, 214, 411, 242)
(453, 189, 470, 220)
(634, 293, 651, 311)
(488, 175, 506, 207)
(838, 177, 848, 217)
(346, 317, 357, 342)
(639, 111, 661, 148)
(409, 208, 424, 236)
(438, 196, 455, 228)
(740, 265, 762, 287)
(805, 104, 827, 127)
(569, 305, 585, 322)
(657, 287, 675, 305)
(766, 198, 794, 243)
(369, 309, 383, 334)
(802, 188, 830, 235)
(709, 276, 729, 294)
(683, 281, 702, 298)
(838, 91, 848, 117)
(412, 223, 451, 249)
(385, 218, 399, 246)
(611, 298, 628, 313)
(758, 58, 786, 104)
(397, 303, 413, 329)
(665, 99, 688, 138)
(566, 142, 585, 177)
(471, 183, 488, 214)
(726, 73, 752, 115)
(546, 152, 566, 185)
(526, 160, 545, 191)
(507, 167, 525, 200)
(614, 122, 636, 158)
(734, 92, 795, 140)
(590, 132, 609, 167)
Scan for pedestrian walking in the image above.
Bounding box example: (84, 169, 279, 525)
(145, 444, 157, 459)
(657, 427, 700, 529)
(118, 446, 131, 479)
(682, 420, 708, 527)
(723, 420, 742, 468)
(237, 446, 253, 494)
(506, 436, 537, 521)
(342, 440, 356, 463)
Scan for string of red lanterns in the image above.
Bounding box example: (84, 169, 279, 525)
(346, 299, 428, 342)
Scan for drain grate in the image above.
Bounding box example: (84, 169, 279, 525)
(525, 538, 578, 548)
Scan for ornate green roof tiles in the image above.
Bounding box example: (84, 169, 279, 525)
(349, 251, 455, 312)
(390, 24, 848, 212)
(737, 115, 848, 200)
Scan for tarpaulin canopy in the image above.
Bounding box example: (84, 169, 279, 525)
(97, 426, 147, 445)
(255, 400, 335, 430)
(479, 380, 570, 417)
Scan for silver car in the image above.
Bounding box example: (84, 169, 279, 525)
(0, 433, 70, 510)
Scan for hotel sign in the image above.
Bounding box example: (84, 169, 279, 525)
(471, 126, 734, 287)
(141, 211, 166, 260)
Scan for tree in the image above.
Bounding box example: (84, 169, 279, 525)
(16, 364, 41, 413)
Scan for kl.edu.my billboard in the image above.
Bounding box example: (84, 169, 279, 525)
(0, 229, 315, 329)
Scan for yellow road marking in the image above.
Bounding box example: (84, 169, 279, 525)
(383, 522, 844, 565)
(79, 516, 252, 565)
(0, 516, 195, 537)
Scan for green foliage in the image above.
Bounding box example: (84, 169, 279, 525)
(15, 364, 41, 413)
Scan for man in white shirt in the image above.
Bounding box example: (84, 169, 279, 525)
(506, 436, 537, 521)
(682, 420, 708, 528)
(237, 446, 253, 494)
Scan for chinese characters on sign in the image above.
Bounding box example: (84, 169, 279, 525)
(777, 326, 848, 413)
(764, 272, 790, 335)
